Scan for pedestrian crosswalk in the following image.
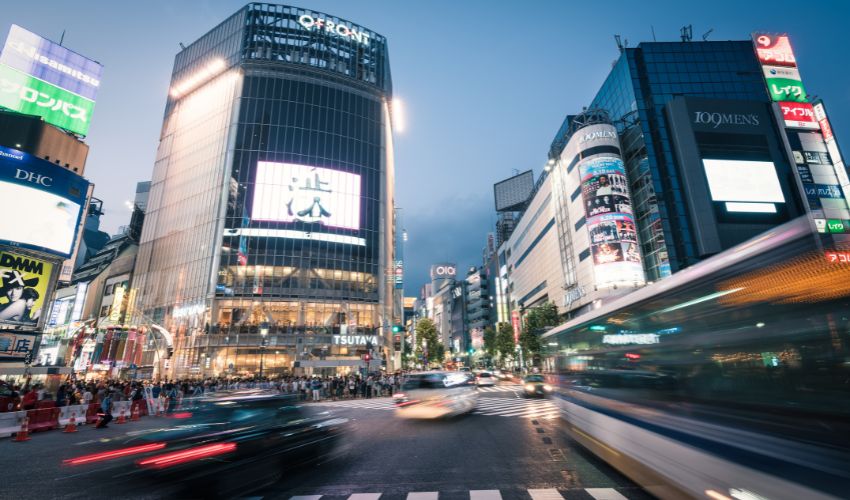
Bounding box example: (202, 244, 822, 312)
(286, 487, 634, 500)
(314, 395, 560, 419)
(476, 384, 522, 393)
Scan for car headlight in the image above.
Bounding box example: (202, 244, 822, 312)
(543, 384, 552, 391)
(525, 384, 535, 391)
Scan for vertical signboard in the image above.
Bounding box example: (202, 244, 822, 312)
(753, 33, 850, 234)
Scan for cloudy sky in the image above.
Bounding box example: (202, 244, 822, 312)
(3, 0, 848, 295)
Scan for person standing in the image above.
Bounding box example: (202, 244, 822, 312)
(311, 377, 322, 401)
(96, 391, 113, 428)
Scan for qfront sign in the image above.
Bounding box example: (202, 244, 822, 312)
(298, 15, 371, 46)
(332, 335, 378, 346)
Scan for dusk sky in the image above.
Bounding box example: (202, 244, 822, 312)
(3, 0, 848, 295)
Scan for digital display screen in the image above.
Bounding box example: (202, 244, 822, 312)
(0, 250, 53, 332)
(0, 146, 89, 257)
(0, 180, 81, 255)
(703, 159, 785, 203)
(252, 161, 361, 231)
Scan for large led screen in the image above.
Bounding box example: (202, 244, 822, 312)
(0, 145, 89, 257)
(0, 181, 81, 255)
(252, 161, 361, 231)
(0, 250, 53, 332)
(702, 159, 785, 203)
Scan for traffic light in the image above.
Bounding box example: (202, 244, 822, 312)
(391, 325, 404, 334)
(364, 353, 372, 362)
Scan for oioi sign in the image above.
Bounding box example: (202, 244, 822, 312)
(0, 63, 94, 136)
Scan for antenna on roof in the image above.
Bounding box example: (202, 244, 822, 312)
(702, 28, 714, 41)
(680, 25, 693, 42)
(614, 34, 624, 52)
(59, 29, 66, 46)
(179, 42, 186, 50)
(651, 25, 657, 42)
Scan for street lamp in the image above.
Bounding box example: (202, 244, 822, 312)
(259, 322, 269, 379)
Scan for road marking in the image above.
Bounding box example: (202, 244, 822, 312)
(470, 490, 502, 500)
(291, 496, 322, 500)
(585, 488, 628, 500)
(349, 494, 381, 500)
(407, 493, 438, 500)
(528, 489, 564, 500)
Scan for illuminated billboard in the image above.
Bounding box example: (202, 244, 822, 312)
(753, 34, 797, 67)
(703, 159, 785, 213)
(0, 250, 53, 331)
(779, 102, 818, 130)
(252, 161, 361, 231)
(0, 25, 102, 101)
(0, 145, 89, 257)
(578, 154, 644, 286)
(0, 63, 95, 136)
(494, 170, 534, 212)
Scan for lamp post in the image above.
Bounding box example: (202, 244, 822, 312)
(259, 322, 269, 379)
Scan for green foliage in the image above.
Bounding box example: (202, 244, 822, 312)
(482, 326, 497, 357)
(519, 302, 560, 357)
(415, 318, 445, 364)
(495, 322, 516, 362)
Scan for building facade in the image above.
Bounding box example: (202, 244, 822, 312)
(550, 40, 778, 281)
(131, 4, 396, 378)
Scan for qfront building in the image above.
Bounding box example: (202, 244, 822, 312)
(131, 4, 397, 379)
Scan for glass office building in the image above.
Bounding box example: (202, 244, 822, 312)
(552, 41, 769, 281)
(132, 3, 396, 378)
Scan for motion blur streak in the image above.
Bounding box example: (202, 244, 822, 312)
(704, 491, 732, 500)
(137, 442, 237, 468)
(720, 251, 850, 304)
(64, 443, 167, 465)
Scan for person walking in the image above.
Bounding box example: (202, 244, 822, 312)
(96, 391, 114, 428)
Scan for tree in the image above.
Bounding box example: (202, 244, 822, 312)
(495, 322, 516, 364)
(482, 326, 497, 359)
(415, 318, 444, 365)
(520, 302, 560, 359)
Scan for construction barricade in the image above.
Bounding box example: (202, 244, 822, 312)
(58, 405, 90, 427)
(85, 403, 100, 424)
(27, 401, 59, 433)
(0, 411, 24, 438)
(113, 401, 131, 423)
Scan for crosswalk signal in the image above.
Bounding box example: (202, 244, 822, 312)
(391, 325, 404, 334)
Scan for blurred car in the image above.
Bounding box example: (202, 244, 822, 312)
(61, 390, 348, 498)
(394, 371, 477, 419)
(522, 374, 552, 397)
(475, 371, 496, 386)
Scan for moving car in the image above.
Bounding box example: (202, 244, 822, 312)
(475, 371, 496, 386)
(522, 374, 552, 397)
(61, 390, 348, 498)
(394, 371, 477, 419)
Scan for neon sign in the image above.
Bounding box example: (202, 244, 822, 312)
(298, 15, 370, 46)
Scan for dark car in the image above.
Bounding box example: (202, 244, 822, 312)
(61, 390, 348, 498)
(522, 375, 553, 398)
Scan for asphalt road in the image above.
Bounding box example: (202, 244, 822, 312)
(0, 383, 650, 500)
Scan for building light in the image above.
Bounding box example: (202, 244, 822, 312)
(392, 98, 405, 133)
(170, 58, 227, 98)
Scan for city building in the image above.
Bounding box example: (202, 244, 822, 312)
(130, 4, 396, 378)
(464, 266, 491, 353)
(549, 38, 805, 281)
(0, 24, 102, 381)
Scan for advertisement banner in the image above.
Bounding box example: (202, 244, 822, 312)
(0, 331, 37, 361)
(0, 251, 53, 330)
(0, 25, 103, 101)
(0, 145, 89, 257)
(0, 63, 95, 136)
(753, 34, 797, 67)
(252, 161, 361, 231)
(779, 101, 819, 130)
(765, 76, 806, 103)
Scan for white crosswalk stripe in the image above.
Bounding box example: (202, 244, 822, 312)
(475, 385, 521, 392)
(315, 396, 561, 419)
(288, 487, 637, 500)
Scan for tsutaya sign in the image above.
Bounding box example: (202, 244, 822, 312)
(298, 15, 371, 46)
(332, 335, 378, 346)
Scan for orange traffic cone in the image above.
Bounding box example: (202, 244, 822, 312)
(116, 408, 126, 424)
(63, 411, 78, 433)
(13, 417, 30, 442)
(131, 404, 140, 421)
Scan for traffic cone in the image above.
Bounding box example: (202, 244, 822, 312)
(63, 411, 78, 433)
(13, 417, 30, 442)
(131, 404, 140, 421)
(116, 408, 126, 424)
